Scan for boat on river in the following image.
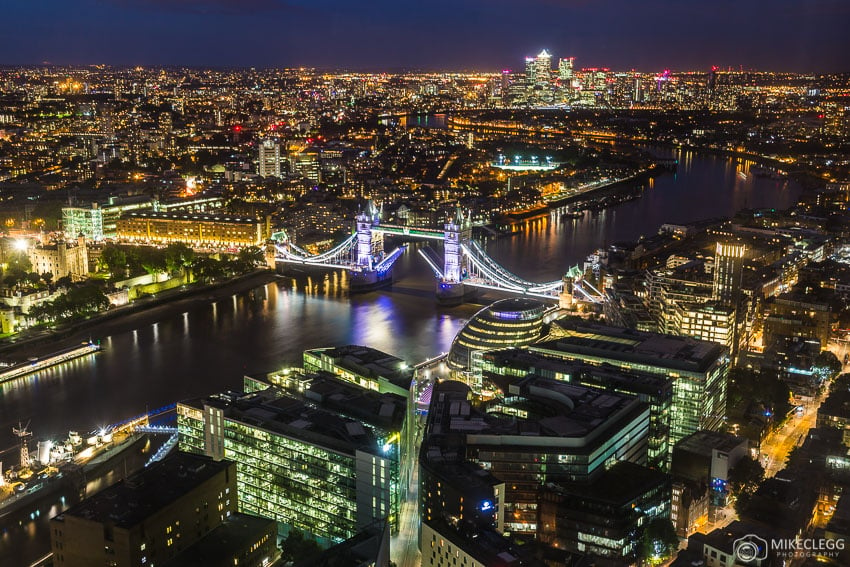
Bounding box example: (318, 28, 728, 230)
(0, 341, 101, 385)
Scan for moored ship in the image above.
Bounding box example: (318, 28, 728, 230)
(0, 423, 147, 518)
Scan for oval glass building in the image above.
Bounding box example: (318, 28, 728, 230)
(448, 298, 548, 370)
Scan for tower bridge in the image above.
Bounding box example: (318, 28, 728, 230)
(273, 207, 602, 305)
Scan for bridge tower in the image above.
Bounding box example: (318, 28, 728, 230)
(355, 203, 382, 269)
(351, 202, 394, 292)
(437, 209, 474, 305)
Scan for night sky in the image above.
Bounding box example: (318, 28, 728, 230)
(3, 0, 849, 72)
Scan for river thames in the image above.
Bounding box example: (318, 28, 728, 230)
(0, 148, 802, 565)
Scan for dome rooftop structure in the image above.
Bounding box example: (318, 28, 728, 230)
(448, 298, 549, 371)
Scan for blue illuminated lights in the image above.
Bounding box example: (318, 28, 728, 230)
(480, 500, 493, 512)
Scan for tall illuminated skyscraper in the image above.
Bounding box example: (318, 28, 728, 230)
(534, 49, 552, 86)
(524, 56, 536, 86)
(712, 241, 746, 306)
(257, 138, 282, 178)
(558, 57, 574, 82)
(525, 49, 552, 87)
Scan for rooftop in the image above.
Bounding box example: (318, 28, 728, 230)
(181, 388, 390, 456)
(674, 430, 748, 457)
(537, 319, 726, 374)
(424, 378, 646, 452)
(55, 452, 232, 529)
(252, 369, 407, 431)
(479, 348, 672, 398)
(121, 210, 260, 224)
(304, 345, 413, 391)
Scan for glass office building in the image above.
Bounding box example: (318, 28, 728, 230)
(178, 386, 401, 547)
(531, 320, 729, 455)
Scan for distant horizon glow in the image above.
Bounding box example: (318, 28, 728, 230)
(0, 0, 848, 72)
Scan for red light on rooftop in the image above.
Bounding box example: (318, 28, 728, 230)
(233, 125, 242, 132)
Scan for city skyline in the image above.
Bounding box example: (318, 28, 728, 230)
(3, 0, 850, 72)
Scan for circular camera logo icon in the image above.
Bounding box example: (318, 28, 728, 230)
(733, 534, 769, 562)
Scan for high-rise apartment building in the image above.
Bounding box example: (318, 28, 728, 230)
(257, 139, 282, 178)
(713, 241, 747, 306)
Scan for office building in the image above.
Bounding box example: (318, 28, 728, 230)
(302, 344, 413, 399)
(421, 517, 588, 567)
(558, 57, 574, 82)
(531, 320, 730, 454)
(161, 513, 278, 567)
(472, 348, 673, 469)
(117, 211, 269, 249)
(537, 461, 670, 566)
(763, 292, 832, 348)
(526, 49, 552, 88)
(50, 452, 238, 567)
(447, 298, 549, 372)
(258, 139, 282, 178)
(420, 378, 649, 536)
(178, 384, 401, 547)
(671, 430, 748, 508)
(62, 196, 155, 241)
(246, 368, 414, 506)
(291, 151, 321, 183)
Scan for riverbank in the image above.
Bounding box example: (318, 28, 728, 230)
(0, 270, 281, 360)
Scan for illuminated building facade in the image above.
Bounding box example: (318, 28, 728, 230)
(447, 298, 548, 371)
(257, 139, 282, 178)
(713, 241, 747, 306)
(62, 197, 155, 241)
(532, 320, 730, 456)
(420, 379, 650, 537)
(302, 344, 413, 399)
(116, 211, 269, 249)
(245, 368, 414, 510)
(28, 236, 89, 281)
(50, 452, 238, 567)
(472, 348, 673, 469)
(674, 301, 736, 350)
(177, 386, 400, 547)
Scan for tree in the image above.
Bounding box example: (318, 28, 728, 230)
(728, 456, 764, 499)
(100, 245, 128, 277)
(138, 247, 166, 276)
(814, 351, 842, 382)
(237, 246, 266, 270)
(164, 242, 195, 276)
(279, 528, 322, 563)
(191, 256, 224, 284)
(640, 517, 679, 563)
(41, 271, 53, 285)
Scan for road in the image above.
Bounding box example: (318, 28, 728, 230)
(757, 341, 849, 478)
(759, 403, 819, 478)
(392, 464, 421, 567)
